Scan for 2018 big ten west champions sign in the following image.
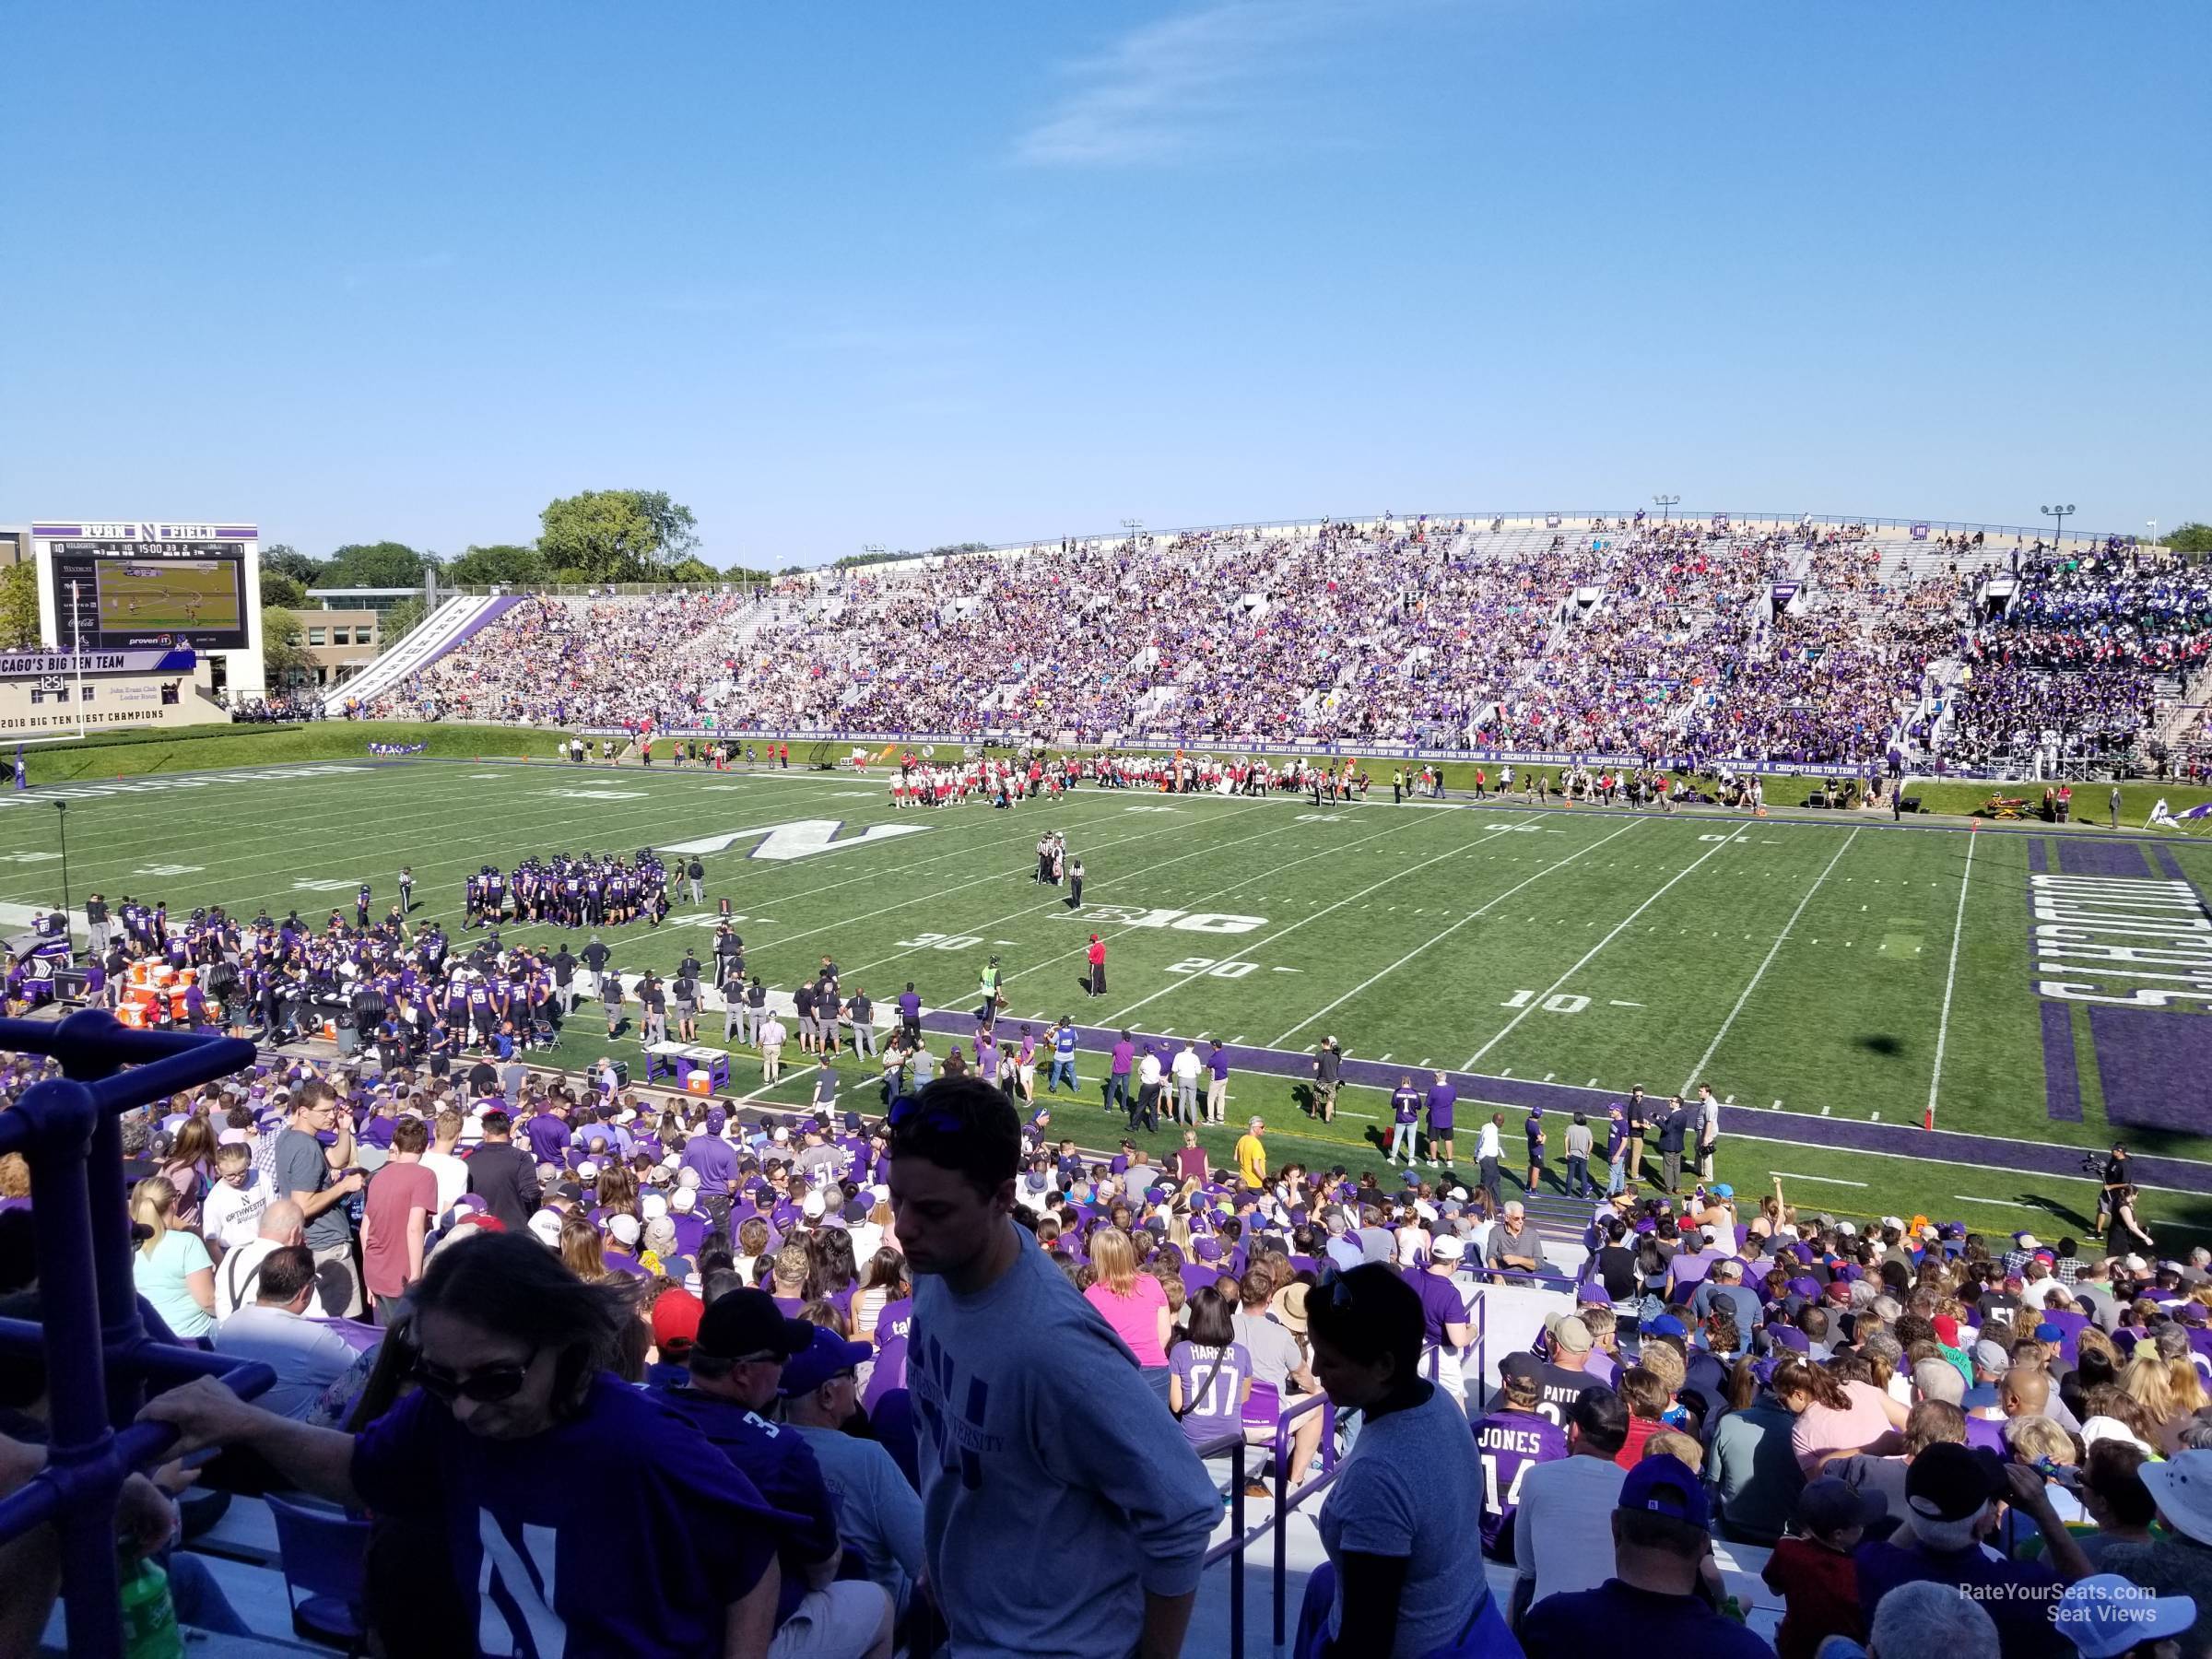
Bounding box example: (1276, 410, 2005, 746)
(30, 520, 264, 700)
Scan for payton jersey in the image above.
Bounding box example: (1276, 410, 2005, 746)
(1469, 1407, 1568, 1556)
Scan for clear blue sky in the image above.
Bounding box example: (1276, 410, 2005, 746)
(5, 1, 2205, 568)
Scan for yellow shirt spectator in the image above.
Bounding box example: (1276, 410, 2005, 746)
(1235, 1121, 1267, 1191)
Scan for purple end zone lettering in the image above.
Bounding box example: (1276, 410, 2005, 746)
(2057, 841, 2154, 878)
(2155, 847, 2193, 885)
(2029, 839, 2049, 874)
(2041, 1003, 2084, 1122)
(2087, 1005, 2212, 1131)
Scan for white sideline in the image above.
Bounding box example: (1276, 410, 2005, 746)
(1924, 832, 1978, 1122)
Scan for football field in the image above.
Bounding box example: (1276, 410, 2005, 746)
(93, 561, 244, 630)
(5, 756, 2210, 1238)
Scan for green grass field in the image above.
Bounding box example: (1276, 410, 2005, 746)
(6, 753, 2210, 1241)
(93, 561, 243, 630)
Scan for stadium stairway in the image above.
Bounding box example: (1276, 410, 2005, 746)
(313, 593, 518, 716)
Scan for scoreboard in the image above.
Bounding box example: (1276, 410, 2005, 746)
(31, 521, 255, 653)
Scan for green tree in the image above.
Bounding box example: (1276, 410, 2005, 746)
(2161, 523, 2212, 556)
(315, 541, 429, 589)
(0, 562, 40, 649)
(724, 563, 775, 583)
(444, 543, 547, 586)
(260, 543, 324, 586)
(665, 556, 720, 584)
(261, 570, 310, 608)
(377, 595, 427, 649)
(537, 490, 700, 582)
(261, 606, 316, 686)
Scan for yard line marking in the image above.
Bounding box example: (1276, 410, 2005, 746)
(1680, 827, 1860, 1092)
(1924, 835, 1978, 1123)
(1609, 1000, 1644, 1008)
(1464, 825, 1739, 1068)
(1771, 1171, 1868, 1186)
(1099, 817, 1540, 1028)
(830, 800, 1285, 973)
(1270, 818, 1644, 1047)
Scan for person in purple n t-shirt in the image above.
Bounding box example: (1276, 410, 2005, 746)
(138, 1232, 794, 1659)
(1471, 1353, 1569, 1560)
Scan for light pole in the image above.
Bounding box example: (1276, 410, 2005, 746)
(1121, 518, 1145, 547)
(1653, 493, 1679, 524)
(53, 801, 70, 951)
(2147, 520, 2159, 548)
(2041, 502, 2077, 551)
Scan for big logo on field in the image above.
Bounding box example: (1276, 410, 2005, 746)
(661, 818, 930, 862)
(1053, 903, 1266, 935)
(2027, 853, 2212, 1135)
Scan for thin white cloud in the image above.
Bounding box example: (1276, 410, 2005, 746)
(1014, 0, 1356, 168)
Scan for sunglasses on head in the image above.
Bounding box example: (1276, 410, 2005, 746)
(410, 1357, 532, 1404)
(887, 1097, 964, 1135)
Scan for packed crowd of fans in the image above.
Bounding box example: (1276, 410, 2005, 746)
(347, 516, 2210, 777)
(1941, 544, 2211, 771)
(9, 984, 2212, 1659)
(366, 590, 757, 730)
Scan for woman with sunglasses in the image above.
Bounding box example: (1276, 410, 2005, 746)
(142, 1230, 794, 1657)
(1298, 1263, 1512, 1659)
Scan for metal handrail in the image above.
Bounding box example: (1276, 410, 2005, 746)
(0, 1010, 276, 1659)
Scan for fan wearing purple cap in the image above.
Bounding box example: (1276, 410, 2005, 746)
(653, 1288, 895, 1654)
(1517, 1453, 1774, 1659)
(779, 1326, 925, 1621)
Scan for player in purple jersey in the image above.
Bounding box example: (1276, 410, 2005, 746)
(1469, 1353, 1568, 1559)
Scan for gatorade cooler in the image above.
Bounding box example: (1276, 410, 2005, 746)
(686, 1071, 713, 1096)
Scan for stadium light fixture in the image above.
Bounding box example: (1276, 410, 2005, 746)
(1653, 494, 1680, 524)
(2041, 503, 2077, 548)
(2147, 520, 2159, 547)
(862, 544, 887, 559)
(1122, 518, 1145, 545)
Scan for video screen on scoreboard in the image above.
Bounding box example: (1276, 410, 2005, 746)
(48, 541, 251, 651)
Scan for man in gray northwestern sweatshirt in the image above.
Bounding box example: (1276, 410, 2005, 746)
(888, 1076, 1220, 1658)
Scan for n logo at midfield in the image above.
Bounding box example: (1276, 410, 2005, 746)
(661, 818, 929, 862)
